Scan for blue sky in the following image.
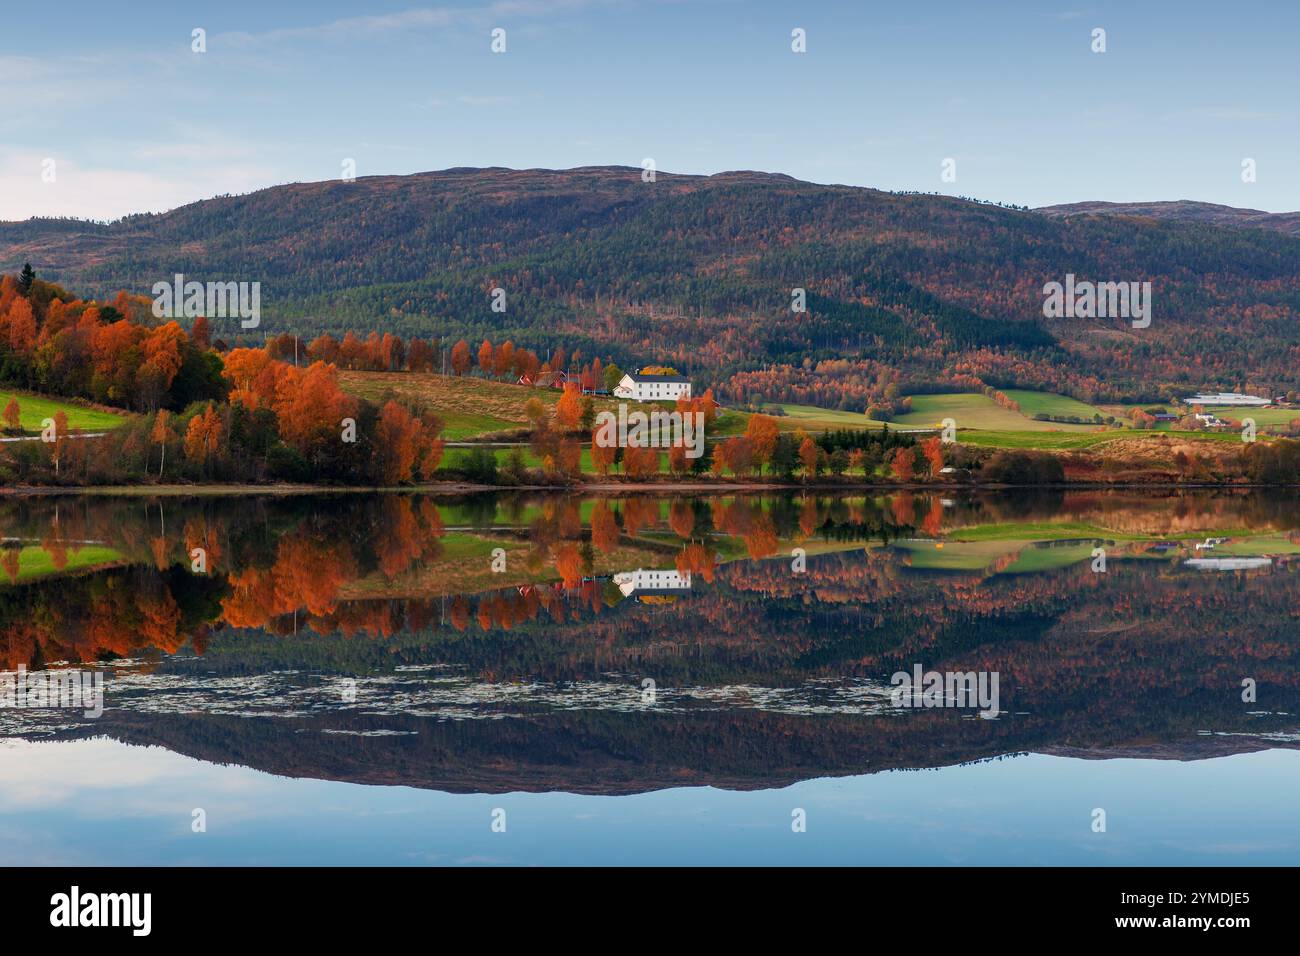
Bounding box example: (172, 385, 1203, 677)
(6, 740, 1300, 865)
(3, 0, 1297, 220)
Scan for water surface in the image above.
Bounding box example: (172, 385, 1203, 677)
(2, 490, 1298, 864)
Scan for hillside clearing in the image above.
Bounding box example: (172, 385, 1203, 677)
(339, 371, 685, 440)
(0, 544, 124, 583)
(893, 393, 1101, 432)
(1002, 389, 1111, 421)
(0, 390, 130, 433)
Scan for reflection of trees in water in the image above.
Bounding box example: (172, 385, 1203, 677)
(10, 536, 1300, 794)
(0, 567, 225, 671)
(44, 553, 1300, 793)
(2, 490, 1300, 677)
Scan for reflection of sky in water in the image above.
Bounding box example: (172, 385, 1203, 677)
(2, 739, 1297, 866)
(5, 491, 1300, 865)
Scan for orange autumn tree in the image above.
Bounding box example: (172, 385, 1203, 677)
(555, 382, 583, 430)
(744, 414, 779, 473)
(417, 420, 445, 477)
(623, 444, 659, 478)
(151, 409, 176, 477)
(590, 500, 620, 553)
(668, 499, 695, 539)
(4, 296, 36, 356)
(222, 347, 291, 410)
(667, 443, 689, 476)
(553, 542, 586, 589)
(90, 318, 143, 404)
(273, 362, 355, 459)
(375, 401, 423, 485)
(919, 436, 944, 477)
(493, 340, 515, 379)
(136, 322, 188, 411)
(848, 448, 867, 477)
(720, 436, 753, 477)
(184, 403, 224, 471)
(920, 497, 945, 537)
(450, 339, 471, 375)
(2, 397, 19, 432)
(890, 446, 916, 481)
(743, 512, 779, 559)
(798, 437, 820, 479)
(50, 410, 70, 474)
(590, 433, 616, 475)
(1, 546, 19, 583)
(556, 438, 583, 477)
(675, 542, 716, 583)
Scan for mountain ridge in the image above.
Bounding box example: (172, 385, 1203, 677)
(1036, 198, 1300, 237)
(3, 166, 1298, 405)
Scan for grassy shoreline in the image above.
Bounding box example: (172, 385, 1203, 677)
(3, 477, 1299, 497)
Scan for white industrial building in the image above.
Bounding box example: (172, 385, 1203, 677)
(1184, 557, 1273, 572)
(1183, 392, 1271, 407)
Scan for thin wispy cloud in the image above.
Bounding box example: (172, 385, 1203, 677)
(3, 0, 1297, 217)
(216, 0, 625, 47)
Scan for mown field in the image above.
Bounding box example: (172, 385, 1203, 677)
(338, 371, 531, 439)
(0, 390, 130, 434)
(0, 544, 123, 583)
(892, 393, 1104, 432)
(440, 445, 668, 476)
(769, 404, 884, 431)
(339, 371, 693, 441)
(1002, 389, 1111, 421)
(1200, 406, 1298, 427)
(955, 429, 1125, 449)
(340, 373, 1282, 459)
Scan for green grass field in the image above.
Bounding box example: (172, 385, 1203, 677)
(341, 371, 692, 441)
(892, 393, 1101, 432)
(1002, 543, 1099, 574)
(892, 539, 1022, 571)
(955, 429, 1123, 449)
(441, 445, 675, 477)
(771, 404, 880, 430)
(1212, 535, 1300, 556)
(0, 390, 129, 433)
(0, 544, 123, 583)
(344, 373, 1282, 457)
(1201, 406, 1298, 427)
(950, 520, 1132, 542)
(1002, 389, 1110, 421)
(338, 372, 523, 439)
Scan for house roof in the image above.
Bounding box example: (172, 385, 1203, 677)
(625, 372, 690, 384)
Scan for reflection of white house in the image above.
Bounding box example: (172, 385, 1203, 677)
(1184, 392, 1271, 407)
(613, 371, 692, 402)
(1184, 557, 1273, 571)
(612, 568, 692, 599)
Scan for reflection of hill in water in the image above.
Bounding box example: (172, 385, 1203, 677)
(4, 489, 1300, 794)
(16, 686, 1298, 796)
(7, 550, 1300, 794)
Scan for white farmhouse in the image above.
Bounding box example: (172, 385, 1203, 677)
(613, 370, 692, 402)
(612, 568, 692, 599)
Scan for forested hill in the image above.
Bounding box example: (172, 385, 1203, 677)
(1036, 200, 1300, 237)
(3, 166, 1298, 406)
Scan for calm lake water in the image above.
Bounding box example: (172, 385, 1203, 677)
(2, 489, 1299, 865)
